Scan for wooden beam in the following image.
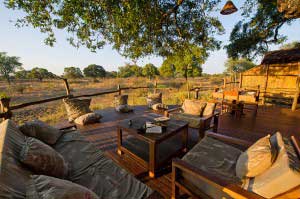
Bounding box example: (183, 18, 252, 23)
(117, 84, 121, 95)
(291, 62, 300, 111)
(262, 64, 270, 104)
(63, 78, 71, 96)
(239, 73, 243, 89)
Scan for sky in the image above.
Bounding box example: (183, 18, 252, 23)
(0, 1, 300, 75)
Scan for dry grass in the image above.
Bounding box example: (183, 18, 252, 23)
(0, 76, 223, 125)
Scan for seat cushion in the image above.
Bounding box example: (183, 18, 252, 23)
(146, 93, 162, 108)
(182, 99, 206, 116)
(20, 137, 68, 178)
(115, 104, 133, 113)
(19, 120, 62, 145)
(0, 119, 32, 199)
(74, 112, 102, 125)
(26, 175, 99, 199)
(236, 135, 273, 179)
(169, 113, 202, 128)
(53, 131, 153, 199)
(244, 136, 300, 198)
(181, 136, 243, 198)
(63, 98, 92, 122)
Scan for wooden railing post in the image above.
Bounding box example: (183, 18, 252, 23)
(223, 78, 226, 89)
(195, 89, 199, 99)
(239, 73, 243, 89)
(63, 78, 71, 96)
(154, 80, 158, 93)
(292, 74, 300, 111)
(187, 82, 190, 99)
(117, 84, 121, 95)
(0, 97, 12, 120)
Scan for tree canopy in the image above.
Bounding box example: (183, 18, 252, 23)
(280, 41, 300, 50)
(27, 67, 57, 81)
(4, 0, 224, 60)
(0, 52, 22, 84)
(225, 0, 296, 60)
(83, 64, 106, 78)
(224, 58, 256, 75)
(142, 64, 159, 80)
(63, 67, 83, 79)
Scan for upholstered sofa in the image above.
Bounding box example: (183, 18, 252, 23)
(172, 132, 300, 199)
(0, 119, 153, 198)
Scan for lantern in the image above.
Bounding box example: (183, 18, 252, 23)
(220, 1, 238, 15)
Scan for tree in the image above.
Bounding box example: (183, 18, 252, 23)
(106, 71, 118, 78)
(63, 67, 83, 79)
(142, 64, 159, 80)
(225, 0, 297, 60)
(0, 52, 22, 84)
(28, 67, 56, 81)
(224, 58, 256, 75)
(159, 62, 176, 78)
(280, 41, 300, 50)
(15, 70, 30, 79)
(118, 64, 142, 78)
(4, 0, 224, 59)
(83, 64, 106, 78)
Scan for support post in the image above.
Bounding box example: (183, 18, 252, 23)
(63, 78, 71, 96)
(239, 73, 243, 89)
(195, 89, 199, 99)
(154, 80, 157, 93)
(0, 97, 12, 120)
(292, 64, 300, 111)
(262, 65, 270, 104)
(223, 78, 226, 89)
(187, 82, 190, 99)
(117, 84, 121, 95)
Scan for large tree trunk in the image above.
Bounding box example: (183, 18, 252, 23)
(278, 0, 300, 19)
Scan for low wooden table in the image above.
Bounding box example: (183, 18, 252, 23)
(117, 116, 188, 178)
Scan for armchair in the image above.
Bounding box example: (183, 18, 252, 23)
(172, 132, 300, 199)
(165, 100, 220, 140)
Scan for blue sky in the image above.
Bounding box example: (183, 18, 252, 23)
(0, 1, 299, 75)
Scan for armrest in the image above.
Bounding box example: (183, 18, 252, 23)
(172, 159, 264, 199)
(200, 112, 220, 121)
(205, 132, 252, 148)
(164, 107, 182, 117)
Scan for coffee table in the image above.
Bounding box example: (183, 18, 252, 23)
(117, 116, 188, 178)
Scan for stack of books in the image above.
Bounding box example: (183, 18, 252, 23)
(145, 122, 163, 134)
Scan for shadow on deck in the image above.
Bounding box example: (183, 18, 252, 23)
(76, 105, 300, 198)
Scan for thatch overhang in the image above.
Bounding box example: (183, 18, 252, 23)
(277, 0, 300, 19)
(261, 48, 300, 65)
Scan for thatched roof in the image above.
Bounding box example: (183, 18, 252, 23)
(277, 0, 300, 19)
(261, 48, 300, 65)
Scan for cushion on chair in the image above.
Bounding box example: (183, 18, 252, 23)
(63, 98, 92, 122)
(26, 175, 99, 199)
(169, 113, 202, 128)
(20, 137, 68, 178)
(236, 135, 273, 179)
(202, 102, 216, 116)
(74, 112, 102, 125)
(19, 120, 62, 145)
(146, 93, 162, 108)
(181, 136, 243, 198)
(115, 104, 133, 113)
(244, 135, 300, 198)
(182, 99, 206, 116)
(0, 119, 32, 198)
(114, 95, 129, 106)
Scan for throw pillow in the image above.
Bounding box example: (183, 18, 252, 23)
(147, 93, 162, 108)
(19, 137, 68, 178)
(114, 95, 128, 106)
(236, 135, 273, 179)
(202, 102, 216, 117)
(63, 98, 92, 122)
(74, 112, 102, 125)
(182, 99, 207, 116)
(19, 120, 62, 145)
(26, 175, 99, 199)
(115, 104, 133, 113)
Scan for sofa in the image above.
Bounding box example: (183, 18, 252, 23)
(0, 119, 153, 198)
(172, 132, 300, 199)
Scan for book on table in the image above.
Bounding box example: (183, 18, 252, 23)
(145, 122, 163, 134)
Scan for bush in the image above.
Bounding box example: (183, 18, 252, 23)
(0, 92, 9, 99)
(12, 85, 26, 94)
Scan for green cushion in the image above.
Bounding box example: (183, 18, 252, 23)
(170, 113, 202, 128)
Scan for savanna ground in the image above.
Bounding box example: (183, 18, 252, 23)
(0, 76, 223, 125)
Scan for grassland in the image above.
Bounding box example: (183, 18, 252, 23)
(0, 76, 223, 125)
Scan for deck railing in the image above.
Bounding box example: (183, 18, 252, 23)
(0, 78, 156, 120)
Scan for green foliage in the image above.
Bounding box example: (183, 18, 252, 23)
(27, 67, 56, 81)
(83, 64, 106, 78)
(4, 0, 224, 59)
(159, 45, 205, 78)
(142, 63, 159, 79)
(106, 71, 118, 78)
(0, 92, 8, 99)
(225, 0, 295, 60)
(63, 67, 83, 79)
(118, 64, 143, 78)
(224, 58, 256, 74)
(280, 41, 300, 50)
(0, 52, 22, 84)
(14, 70, 30, 79)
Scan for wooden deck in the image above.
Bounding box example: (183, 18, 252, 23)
(77, 105, 300, 198)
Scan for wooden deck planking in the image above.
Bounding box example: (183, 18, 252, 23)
(77, 105, 300, 198)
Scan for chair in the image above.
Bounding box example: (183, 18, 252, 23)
(172, 132, 300, 199)
(165, 99, 219, 140)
